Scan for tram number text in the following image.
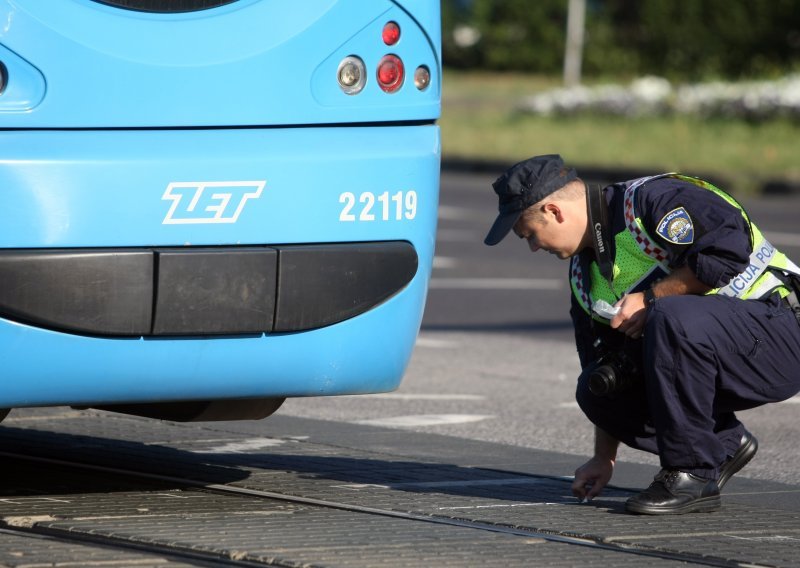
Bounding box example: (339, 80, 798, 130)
(339, 191, 417, 222)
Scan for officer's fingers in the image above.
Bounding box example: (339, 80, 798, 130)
(626, 312, 647, 338)
(571, 471, 593, 499)
(621, 320, 640, 337)
(572, 469, 586, 496)
(613, 315, 636, 334)
(610, 299, 641, 331)
(609, 313, 625, 329)
(586, 479, 606, 499)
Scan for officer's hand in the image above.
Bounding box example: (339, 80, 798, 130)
(610, 292, 647, 338)
(572, 456, 615, 502)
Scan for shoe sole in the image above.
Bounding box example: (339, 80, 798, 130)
(717, 432, 758, 490)
(625, 495, 721, 515)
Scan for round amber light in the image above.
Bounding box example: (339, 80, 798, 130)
(414, 65, 431, 91)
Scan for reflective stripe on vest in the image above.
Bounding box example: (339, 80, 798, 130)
(570, 174, 800, 320)
(717, 238, 800, 298)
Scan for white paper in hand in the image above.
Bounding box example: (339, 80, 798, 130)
(592, 299, 620, 320)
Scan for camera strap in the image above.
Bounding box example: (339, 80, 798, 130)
(587, 183, 616, 297)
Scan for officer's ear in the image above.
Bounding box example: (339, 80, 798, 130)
(542, 202, 564, 223)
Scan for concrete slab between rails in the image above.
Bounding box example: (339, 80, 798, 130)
(258, 414, 800, 510)
(0, 412, 676, 568)
(2, 408, 800, 567)
(0, 527, 199, 567)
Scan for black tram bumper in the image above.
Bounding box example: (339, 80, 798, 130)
(0, 241, 417, 336)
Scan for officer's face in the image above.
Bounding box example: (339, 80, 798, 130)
(512, 204, 582, 259)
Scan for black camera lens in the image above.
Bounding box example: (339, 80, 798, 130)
(588, 364, 617, 396)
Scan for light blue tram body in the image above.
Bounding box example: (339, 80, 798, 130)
(0, 0, 441, 417)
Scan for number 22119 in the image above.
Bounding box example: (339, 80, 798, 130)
(339, 190, 417, 222)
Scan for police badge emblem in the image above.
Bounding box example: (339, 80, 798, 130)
(656, 207, 694, 244)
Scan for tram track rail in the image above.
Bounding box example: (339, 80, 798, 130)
(0, 525, 273, 568)
(0, 450, 776, 568)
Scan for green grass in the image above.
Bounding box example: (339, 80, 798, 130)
(441, 70, 800, 194)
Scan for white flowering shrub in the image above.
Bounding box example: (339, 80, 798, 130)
(518, 75, 800, 120)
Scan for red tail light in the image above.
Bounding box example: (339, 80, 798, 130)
(377, 55, 404, 93)
(382, 22, 400, 46)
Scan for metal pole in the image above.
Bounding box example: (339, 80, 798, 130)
(564, 0, 586, 87)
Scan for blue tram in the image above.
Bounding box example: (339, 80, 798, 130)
(0, 0, 441, 421)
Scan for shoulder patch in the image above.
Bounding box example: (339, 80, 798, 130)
(656, 207, 694, 244)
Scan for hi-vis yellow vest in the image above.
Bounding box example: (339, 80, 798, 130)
(570, 174, 800, 323)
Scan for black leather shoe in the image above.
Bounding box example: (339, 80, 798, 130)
(625, 469, 721, 515)
(717, 431, 758, 490)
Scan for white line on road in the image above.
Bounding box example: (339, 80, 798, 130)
(415, 336, 459, 348)
(334, 477, 553, 490)
(429, 277, 562, 290)
(432, 256, 458, 269)
(437, 503, 561, 510)
(5, 413, 81, 422)
(354, 414, 493, 428)
(764, 231, 800, 248)
(190, 438, 286, 454)
(438, 205, 485, 221)
(357, 393, 485, 401)
(437, 228, 478, 242)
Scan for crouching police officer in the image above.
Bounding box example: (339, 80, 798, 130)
(485, 154, 800, 515)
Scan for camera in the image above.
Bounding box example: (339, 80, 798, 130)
(582, 338, 641, 396)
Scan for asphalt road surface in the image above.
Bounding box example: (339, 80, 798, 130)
(281, 168, 800, 486)
(4, 169, 800, 567)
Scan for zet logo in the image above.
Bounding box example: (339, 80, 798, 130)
(162, 181, 265, 224)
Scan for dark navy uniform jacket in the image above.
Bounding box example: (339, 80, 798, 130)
(570, 177, 753, 368)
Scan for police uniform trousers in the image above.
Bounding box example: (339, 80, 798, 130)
(577, 293, 800, 480)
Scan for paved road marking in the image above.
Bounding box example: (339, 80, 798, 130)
(429, 277, 562, 290)
(358, 393, 485, 401)
(415, 336, 459, 348)
(724, 534, 800, 542)
(432, 255, 458, 269)
(0, 498, 70, 505)
(436, 228, 478, 242)
(191, 437, 286, 453)
(437, 503, 561, 510)
(606, 528, 800, 542)
(764, 231, 800, 248)
(3, 515, 59, 528)
(5, 413, 80, 422)
(334, 477, 555, 490)
(438, 205, 484, 221)
(354, 414, 493, 428)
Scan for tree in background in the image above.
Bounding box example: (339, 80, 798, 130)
(443, 0, 569, 72)
(442, 0, 800, 81)
(609, 0, 800, 79)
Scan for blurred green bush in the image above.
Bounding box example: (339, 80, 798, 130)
(443, 0, 800, 80)
(440, 71, 800, 195)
